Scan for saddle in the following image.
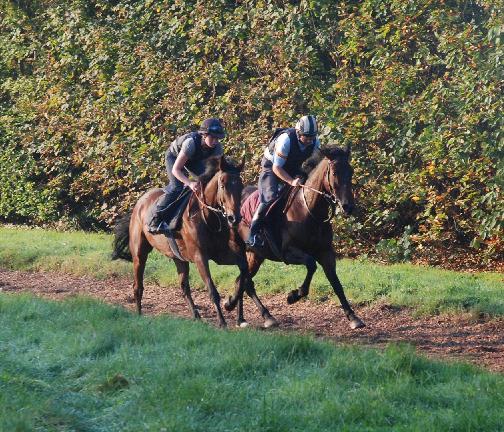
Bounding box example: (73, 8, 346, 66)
(240, 189, 286, 227)
(240, 186, 298, 260)
(149, 188, 192, 232)
(147, 189, 193, 261)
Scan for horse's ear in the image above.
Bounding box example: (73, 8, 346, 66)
(218, 155, 227, 171)
(320, 147, 331, 159)
(238, 156, 245, 171)
(344, 143, 351, 161)
(219, 155, 233, 171)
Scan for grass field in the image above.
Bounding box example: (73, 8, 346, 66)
(1, 293, 503, 431)
(1, 226, 503, 317)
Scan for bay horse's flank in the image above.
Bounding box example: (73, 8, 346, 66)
(112, 156, 250, 327)
(234, 146, 365, 329)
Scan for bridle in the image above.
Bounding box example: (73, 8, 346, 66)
(299, 159, 342, 222)
(191, 171, 240, 232)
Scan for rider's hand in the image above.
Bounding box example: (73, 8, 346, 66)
(188, 181, 200, 193)
(290, 177, 302, 187)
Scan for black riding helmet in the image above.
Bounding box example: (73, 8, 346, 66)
(199, 118, 226, 139)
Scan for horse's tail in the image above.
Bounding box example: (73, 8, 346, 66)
(111, 210, 133, 261)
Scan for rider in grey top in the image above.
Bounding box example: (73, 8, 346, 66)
(148, 118, 225, 234)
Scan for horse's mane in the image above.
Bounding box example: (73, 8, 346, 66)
(198, 156, 242, 184)
(301, 146, 349, 176)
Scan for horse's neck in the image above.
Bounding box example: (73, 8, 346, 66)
(201, 173, 219, 206)
(299, 160, 330, 218)
(305, 160, 327, 191)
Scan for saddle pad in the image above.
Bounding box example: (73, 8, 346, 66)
(240, 187, 289, 227)
(149, 189, 192, 231)
(240, 190, 260, 227)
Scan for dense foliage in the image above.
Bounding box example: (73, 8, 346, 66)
(1, 0, 502, 260)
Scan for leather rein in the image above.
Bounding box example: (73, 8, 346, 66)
(190, 172, 235, 232)
(297, 159, 340, 223)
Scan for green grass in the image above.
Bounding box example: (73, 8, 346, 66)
(1, 226, 503, 317)
(1, 293, 503, 432)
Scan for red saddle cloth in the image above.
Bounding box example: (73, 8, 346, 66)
(240, 190, 260, 227)
(241, 188, 290, 227)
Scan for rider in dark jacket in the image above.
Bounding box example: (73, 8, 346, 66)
(148, 118, 225, 233)
(246, 115, 320, 247)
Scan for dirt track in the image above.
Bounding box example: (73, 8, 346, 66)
(1, 268, 503, 373)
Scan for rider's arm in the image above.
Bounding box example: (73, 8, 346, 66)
(172, 152, 200, 193)
(272, 134, 301, 187)
(272, 164, 300, 186)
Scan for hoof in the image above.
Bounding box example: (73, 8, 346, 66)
(224, 296, 236, 312)
(193, 311, 201, 320)
(264, 317, 279, 329)
(287, 290, 299, 305)
(218, 322, 228, 329)
(349, 317, 365, 329)
(237, 321, 249, 328)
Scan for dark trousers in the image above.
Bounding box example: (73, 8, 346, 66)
(258, 157, 281, 205)
(154, 152, 205, 219)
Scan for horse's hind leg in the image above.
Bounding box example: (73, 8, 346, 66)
(283, 247, 317, 304)
(193, 255, 227, 328)
(131, 232, 152, 315)
(173, 258, 200, 320)
(317, 249, 365, 329)
(223, 253, 249, 325)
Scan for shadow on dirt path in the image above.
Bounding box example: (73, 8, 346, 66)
(1, 268, 503, 373)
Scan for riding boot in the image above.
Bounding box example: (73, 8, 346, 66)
(246, 203, 269, 247)
(147, 189, 180, 234)
(147, 213, 171, 234)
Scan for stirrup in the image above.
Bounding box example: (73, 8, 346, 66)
(148, 221, 171, 234)
(246, 233, 264, 248)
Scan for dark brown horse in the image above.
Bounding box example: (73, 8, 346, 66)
(112, 156, 249, 327)
(233, 146, 365, 329)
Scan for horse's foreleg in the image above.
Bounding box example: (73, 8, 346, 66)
(317, 250, 365, 329)
(283, 247, 317, 305)
(193, 255, 227, 328)
(238, 251, 278, 328)
(224, 254, 249, 327)
(174, 258, 200, 320)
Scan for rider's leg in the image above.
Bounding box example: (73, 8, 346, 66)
(247, 161, 278, 246)
(148, 153, 184, 233)
(247, 203, 270, 247)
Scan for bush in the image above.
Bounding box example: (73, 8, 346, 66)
(0, 0, 502, 259)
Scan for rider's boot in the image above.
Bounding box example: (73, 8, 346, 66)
(147, 189, 179, 234)
(246, 203, 269, 247)
(147, 214, 171, 234)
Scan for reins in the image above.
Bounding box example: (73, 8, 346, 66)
(190, 172, 233, 232)
(297, 160, 338, 222)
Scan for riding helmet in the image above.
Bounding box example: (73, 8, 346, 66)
(295, 115, 318, 137)
(199, 118, 226, 139)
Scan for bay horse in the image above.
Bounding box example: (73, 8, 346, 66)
(234, 146, 365, 329)
(112, 156, 248, 327)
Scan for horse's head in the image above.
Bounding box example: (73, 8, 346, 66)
(320, 145, 355, 216)
(215, 156, 245, 227)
